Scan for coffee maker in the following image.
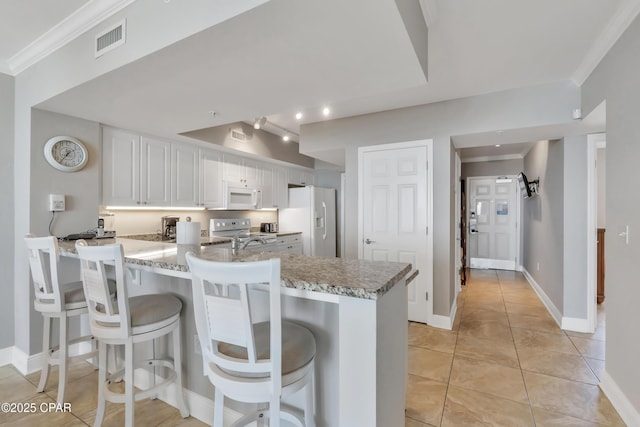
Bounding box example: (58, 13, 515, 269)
(161, 216, 180, 240)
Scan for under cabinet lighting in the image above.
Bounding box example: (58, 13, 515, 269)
(105, 206, 206, 211)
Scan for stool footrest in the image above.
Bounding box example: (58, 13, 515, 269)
(103, 358, 178, 403)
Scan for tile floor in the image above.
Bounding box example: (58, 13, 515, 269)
(405, 268, 624, 427)
(0, 268, 622, 426)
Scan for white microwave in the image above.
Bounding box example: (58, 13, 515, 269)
(223, 182, 262, 210)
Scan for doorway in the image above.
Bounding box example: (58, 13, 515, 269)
(467, 176, 520, 271)
(358, 140, 433, 324)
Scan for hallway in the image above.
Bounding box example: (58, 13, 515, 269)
(405, 269, 621, 426)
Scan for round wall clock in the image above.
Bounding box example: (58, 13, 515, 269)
(43, 136, 89, 172)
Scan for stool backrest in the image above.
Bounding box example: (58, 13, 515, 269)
(75, 241, 130, 340)
(24, 234, 63, 313)
(186, 254, 282, 389)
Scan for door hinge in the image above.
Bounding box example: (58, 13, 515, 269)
(425, 291, 429, 301)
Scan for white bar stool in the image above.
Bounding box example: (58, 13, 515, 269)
(186, 254, 316, 427)
(75, 240, 189, 427)
(24, 234, 106, 405)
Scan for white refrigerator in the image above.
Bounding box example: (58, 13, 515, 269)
(279, 186, 336, 257)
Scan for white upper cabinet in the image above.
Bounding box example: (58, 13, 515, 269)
(102, 127, 140, 205)
(199, 149, 223, 208)
(171, 143, 199, 207)
(288, 167, 315, 186)
(139, 136, 171, 206)
(262, 165, 289, 209)
(222, 154, 263, 187)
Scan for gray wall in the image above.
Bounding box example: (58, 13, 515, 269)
(461, 158, 524, 180)
(302, 82, 579, 316)
(522, 140, 564, 313)
(582, 12, 640, 415)
(182, 122, 315, 168)
(0, 73, 15, 349)
(562, 136, 588, 319)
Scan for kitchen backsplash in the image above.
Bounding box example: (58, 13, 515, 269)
(100, 208, 278, 236)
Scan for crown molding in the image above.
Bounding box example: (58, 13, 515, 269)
(7, 0, 136, 76)
(572, 0, 640, 85)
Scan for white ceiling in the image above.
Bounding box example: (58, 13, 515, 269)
(2, 0, 637, 160)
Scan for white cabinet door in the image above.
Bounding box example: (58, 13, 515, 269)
(243, 158, 262, 187)
(222, 154, 245, 186)
(200, 149, 223, 208)
(288, 167, 315, 186)
(261, 165, 288, 209)
(140, 136, 171, 206)
(171, 143, 199, 207)
(102, 127, 140, 206)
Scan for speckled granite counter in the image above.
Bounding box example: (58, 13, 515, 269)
(58, 237, 411, 300)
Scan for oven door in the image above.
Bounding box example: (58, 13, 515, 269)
(223, 182, 262, 210)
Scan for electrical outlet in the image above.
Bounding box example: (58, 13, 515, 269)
(194, 334, 201, 355)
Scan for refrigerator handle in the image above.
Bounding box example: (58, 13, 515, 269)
(322, 201, 327, 240)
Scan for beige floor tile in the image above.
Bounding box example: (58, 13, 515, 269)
(405, 416, 431, 427)
(441, 385, 534, 427)
(502, 291, 545, 307)
(585, 358, 606, 380)
(405, 374, 447, 426)
(518, 348, 598, 384)
(458, 318, 513, 342)
(449, 356, 528, 403)
(455, 334, 520, 368)
(408, 324, 458, 354)
(532, 407, 603, 426)
(523, 371, 625, 426)
(507, 312, 563, 335)
(460, 307, 510, 324)
(0, 392, 87, 426)
(25, 360, 98, 397)
(569, 335, 606, 360)
(408, 346, 453, 383)
(504, 302, 551, 316)
(512, 328, 579, 355)
(0, 367, 40, 403)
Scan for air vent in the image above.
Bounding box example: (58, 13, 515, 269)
(95, 19, 126, 58)
(230, 129, 247, 143)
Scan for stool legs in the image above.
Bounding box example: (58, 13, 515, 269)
(37, 316, 52, 393)
(173, 320, 189, 418)
(125, 341, 134, 427)
(57, 313, 69, 405)
(304, 362, 316, 427)
(94, 341, 108, 427)
(214, 388, 224, 427)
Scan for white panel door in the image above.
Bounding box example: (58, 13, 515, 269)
(361, 142, 431, 323)
(468, 177, 518, 270)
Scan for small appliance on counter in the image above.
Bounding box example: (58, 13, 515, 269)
(260, 222, 279, 233)
(161, 216, 180, 240)
(96, 214, 116, 239)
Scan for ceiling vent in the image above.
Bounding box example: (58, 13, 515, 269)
(230, 129, 247, 143)
(95, 19, 126, 58)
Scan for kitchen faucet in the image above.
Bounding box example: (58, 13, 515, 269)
(241, 236, 268, 249)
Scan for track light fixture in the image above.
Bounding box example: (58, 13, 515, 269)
(253, 117, 267, 130)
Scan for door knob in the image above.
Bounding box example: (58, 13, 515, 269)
(365, 238, 375, 244)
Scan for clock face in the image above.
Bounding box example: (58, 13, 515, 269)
(44, 136, 88, 172)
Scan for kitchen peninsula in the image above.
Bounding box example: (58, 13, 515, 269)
(58, 237, 411, 426)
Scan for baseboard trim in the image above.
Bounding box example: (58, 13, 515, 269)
(134, 369, 244, 426)
(561, 316, 592, 333)
(599, 369, 640, 426)
(7, 342, 96, 376)
(521, 269, 562, 327)
(429, 299, 457, 330)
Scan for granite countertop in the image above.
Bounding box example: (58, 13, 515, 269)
(58, 237, 410, 300)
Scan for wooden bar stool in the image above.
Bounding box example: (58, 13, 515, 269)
(75, 240, 189, 427)
(186, 254, 316, 427)
(24, 234, 106, 405)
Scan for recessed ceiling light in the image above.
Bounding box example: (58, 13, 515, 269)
(495, 144, 501, 147)
(283, 135, 290, 142)
(295, 112, 303, 120)
(322, 107, 330, 116)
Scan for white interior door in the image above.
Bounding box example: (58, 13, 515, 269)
(359, 141, 432, 323)
(468, 177, 518, 270)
